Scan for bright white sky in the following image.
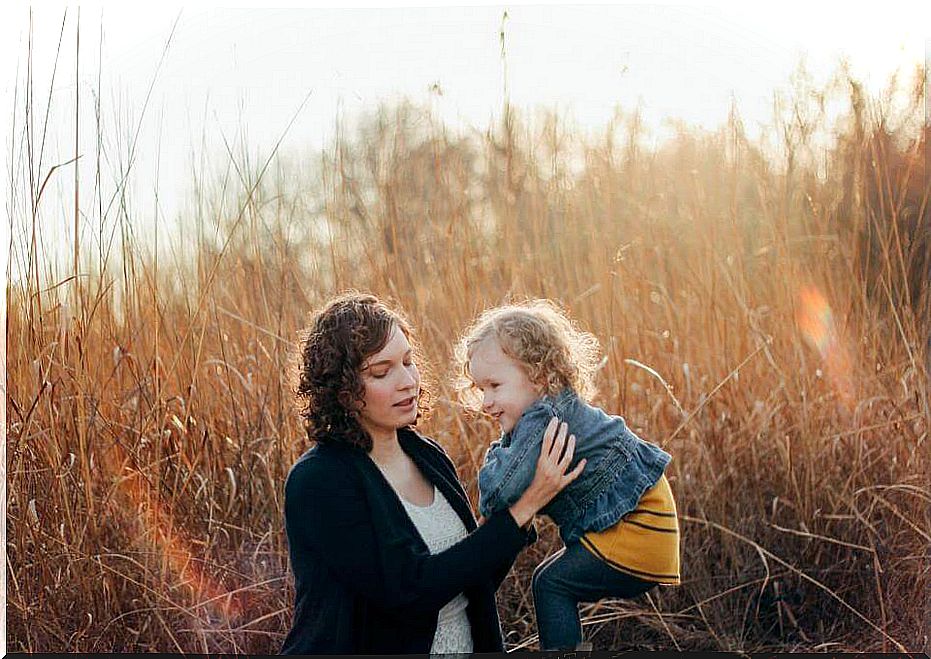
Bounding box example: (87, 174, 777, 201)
(2, 1, 928, 283)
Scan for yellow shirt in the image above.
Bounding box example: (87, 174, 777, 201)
(579, 474, 680, 585)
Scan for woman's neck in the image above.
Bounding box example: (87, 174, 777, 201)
(368, 429, 404, 467)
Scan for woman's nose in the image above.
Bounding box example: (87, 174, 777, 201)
(398, 365, 418, 389)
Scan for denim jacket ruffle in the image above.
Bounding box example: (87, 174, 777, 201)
(478, 388, 671, 545)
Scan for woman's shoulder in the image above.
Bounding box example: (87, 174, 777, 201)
(401, 427, 447, 455)
(285, 441, 360, 492)
(398, 427, 457, 473)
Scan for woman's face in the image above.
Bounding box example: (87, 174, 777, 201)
(357, 324, 421, 444)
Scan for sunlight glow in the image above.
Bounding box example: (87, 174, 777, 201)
(101, 439, 245, 623)
(796, 285, 855, 410)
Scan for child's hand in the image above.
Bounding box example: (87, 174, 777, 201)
(477, 515, 486, 525)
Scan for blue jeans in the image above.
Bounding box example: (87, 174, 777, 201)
(531, 542, 657, 650)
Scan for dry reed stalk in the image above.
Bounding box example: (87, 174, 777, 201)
(5, 13, 928, 652)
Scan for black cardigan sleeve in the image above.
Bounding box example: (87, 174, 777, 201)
(284, 451, 532, 617)
(422, 437, 533, 591)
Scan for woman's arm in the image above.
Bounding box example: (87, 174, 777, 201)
(479, 420, 585, 591)
(285, 456, 534, 618)
(285, 423, 581, 617)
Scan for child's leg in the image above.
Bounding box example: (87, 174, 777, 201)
(531, 542, 656, 650)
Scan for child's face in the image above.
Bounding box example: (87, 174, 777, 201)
(469, 337, 542, 434)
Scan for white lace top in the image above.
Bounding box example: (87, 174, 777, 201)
(398, 485, 474, 655)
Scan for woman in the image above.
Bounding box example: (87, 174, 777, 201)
(280, 292, 585, 654)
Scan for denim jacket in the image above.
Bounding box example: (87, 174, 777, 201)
(478, 388, 671, 545)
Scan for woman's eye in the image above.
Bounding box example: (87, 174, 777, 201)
(372, 370, 389, 378)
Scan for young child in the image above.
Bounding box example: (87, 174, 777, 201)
(455, 299, 680, 651)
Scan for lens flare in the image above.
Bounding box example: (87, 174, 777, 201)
(796, 285, 855, 409)
(101, 438, 244, 622)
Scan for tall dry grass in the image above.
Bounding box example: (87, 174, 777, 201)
(5, 28, 929, 652)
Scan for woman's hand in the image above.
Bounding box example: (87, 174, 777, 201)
(508, 417, 586, 528)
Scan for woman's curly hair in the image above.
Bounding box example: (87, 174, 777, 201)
(294, 291, 431, 451)
(454, 299, 602, 409)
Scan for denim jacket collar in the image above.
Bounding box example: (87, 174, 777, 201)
(548, 387, 577, 413)
(503, 387, 577, 445)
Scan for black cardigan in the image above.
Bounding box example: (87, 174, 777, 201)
(280, 427, 536, 654)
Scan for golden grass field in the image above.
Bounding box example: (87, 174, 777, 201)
(6, 52, 930, 653)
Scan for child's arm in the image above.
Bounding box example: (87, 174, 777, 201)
(477, 406, 558, 518)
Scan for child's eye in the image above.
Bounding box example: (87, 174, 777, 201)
(372, 370, 389, 378)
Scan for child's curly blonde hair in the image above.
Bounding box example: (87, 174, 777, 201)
(454, 299, 603, 409)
